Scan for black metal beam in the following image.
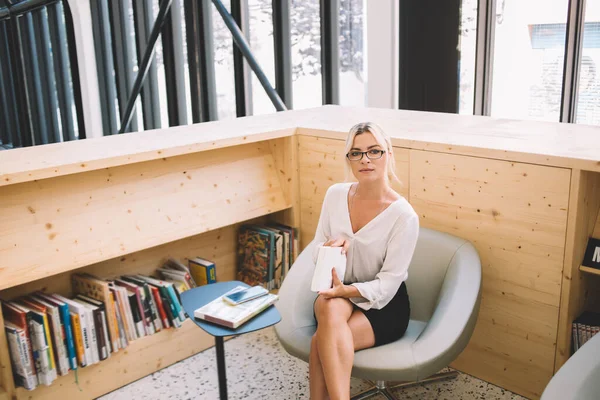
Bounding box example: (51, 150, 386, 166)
(134, 0, 162, 130)
(231, 0, 250, 117)
(212, 0, 287, 111)
(161, 0, 187, 127)
(4, 0, 58, 16)
(5, 14, 29, 146)
(273, 0, 292, 109)
(62, 0, 84, 139)
(91, 0, 117, 136)
(320, 0, 339, 105)
(35, 7, 61, 143)
(110, 0, 138, 133)
(0, 21, 16, 145)
(560, 0, 586, 123)
(185, 0, 218, 122)
(23, 13, 48, 144)
(48, 1, 75, 141)
(119, 0, 173, 134)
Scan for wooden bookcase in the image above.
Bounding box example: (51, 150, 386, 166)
(0, 135, 300, 400)
(2, 105, 600, 400)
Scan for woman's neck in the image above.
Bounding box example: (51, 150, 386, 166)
(355, 180, 390, 200)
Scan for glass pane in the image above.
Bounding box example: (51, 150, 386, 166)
(576, 1, 600, 125)
(248, 0, 277, 115)
(291, 0, 322, 109)
(212, 0, 237, 120)
(339, 0, 366, 107)
(458, 0, 477, 114)
(490, 0, 569, 121)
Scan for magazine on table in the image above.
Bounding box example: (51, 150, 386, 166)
(193, 286, 278, 329)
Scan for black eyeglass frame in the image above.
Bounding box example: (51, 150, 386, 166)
(346, 149, 387, 161)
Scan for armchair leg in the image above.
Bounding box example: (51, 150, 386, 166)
(351, 371, 459, 400)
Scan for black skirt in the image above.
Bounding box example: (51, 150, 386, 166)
(314, 281, 411, 347)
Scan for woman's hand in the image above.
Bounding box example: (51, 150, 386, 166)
(318, 269, 347, 299)
(323, 237, 350, 255)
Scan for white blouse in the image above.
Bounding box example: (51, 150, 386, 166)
(312, 182, 420, 310)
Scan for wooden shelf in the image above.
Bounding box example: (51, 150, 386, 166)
(12, 318, 221, 400)
(580, 265, 600, 276)
(0, 388, 9, 400)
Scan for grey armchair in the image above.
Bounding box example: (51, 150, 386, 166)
(274, 227, 482, 400)
(541, 330, 600, 400)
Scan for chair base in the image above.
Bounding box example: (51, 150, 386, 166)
(351, 371, 459, 400)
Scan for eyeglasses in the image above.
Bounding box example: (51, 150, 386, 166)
(346, 149, 386, 161)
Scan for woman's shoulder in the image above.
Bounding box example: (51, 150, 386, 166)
(389, 195, 419, 223)
(324, 182, 352, 199)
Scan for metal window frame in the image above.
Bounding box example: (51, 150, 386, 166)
(231, 0, 252, 117)
(320, 0, 339, 105)
(185, 0, 218, 122)
(133, 0, 162, 130)
(272, 0, 292, 109)
(473, 0, 496, 116)
(161, 0, 188, 127)
(560, 0, 587, 123)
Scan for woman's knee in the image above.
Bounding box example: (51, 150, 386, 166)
(314, 296, 352, 324)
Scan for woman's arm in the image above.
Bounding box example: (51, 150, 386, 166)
(350, 212, 420, 310)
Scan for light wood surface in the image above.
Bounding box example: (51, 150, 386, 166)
(0, 143, 290, 291)
(0, 217, 267, 301)
(580, 265, 600, 275)
(12, 319, 225, 400)
(0, 388, 8, 400)
(409, 150, 570, 399)
(3, 105, 600, 188)
(555, 171, 600, 370)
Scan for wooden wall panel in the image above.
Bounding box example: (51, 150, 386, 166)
(297, 135, 409, 248)
(409, 150, 570, 399)
(0, 143, 290, 290)
(0, 216, 268, 301)
(555, 170, 600, 371)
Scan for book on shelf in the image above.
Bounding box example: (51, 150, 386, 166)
(236, 223, 298, 290)
(188, 257, 217, 286)
(193, 286, 278, 329)
(572, 311, 600, 353)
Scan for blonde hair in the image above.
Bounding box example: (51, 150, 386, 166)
(343, 122, 403, 186)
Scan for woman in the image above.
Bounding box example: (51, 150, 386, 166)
(310, 122, 420, 400)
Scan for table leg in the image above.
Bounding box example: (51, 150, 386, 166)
(215, 336, 228, 400)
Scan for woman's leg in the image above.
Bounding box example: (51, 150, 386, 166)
(313, 296, 355, 400)
(309, 334, 329, 400)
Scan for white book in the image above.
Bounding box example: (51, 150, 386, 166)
(5, 322, 38, 390)
(194, 286, 278, 329)
(30, 295, 70, 376)
(53, 294, 89, 367)
(311, 246, 347, 292)
(71, 299, 100, 364)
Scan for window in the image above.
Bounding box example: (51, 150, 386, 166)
(339, 0, 366, 107)
(248, 0, 277, 115)
(576, 1, 600, 125)
(290, 0, 322, 109)
(490, 0, 569, 121)
(212, 0, 237, 120)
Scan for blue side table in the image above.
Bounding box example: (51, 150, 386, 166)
(180, 281, 281, 400)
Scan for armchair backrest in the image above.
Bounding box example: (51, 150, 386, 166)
(405, 227, 470, 323)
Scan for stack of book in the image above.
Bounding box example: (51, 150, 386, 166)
(572, 311, 600, 353)
(236, 223, 298, 290)
(1, 255, 217, 391)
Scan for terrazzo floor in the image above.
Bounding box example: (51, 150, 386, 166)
(98, 327, 528, 400)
